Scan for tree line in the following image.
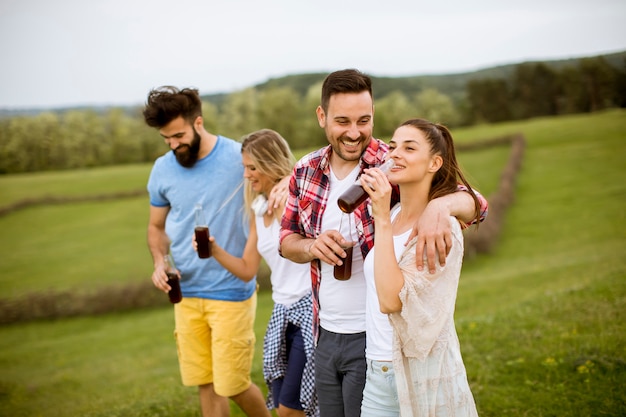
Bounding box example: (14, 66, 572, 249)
(0, 55, 623, 174)
(466, 56, 625, 123)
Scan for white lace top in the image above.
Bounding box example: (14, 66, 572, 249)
(390, 216, 479, 417)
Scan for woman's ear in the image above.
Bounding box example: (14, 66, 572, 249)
(429, 154, 443, 173)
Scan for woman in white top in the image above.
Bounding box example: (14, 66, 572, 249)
(359, 119, 481, 416)
(196, 129, 317, 417)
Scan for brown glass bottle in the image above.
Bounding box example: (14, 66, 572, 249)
(337, 186, 369, 214)
(164, 254, 182, 304)
(333, 246, 354, 280)
(195, 226, 212, 258)
(337, 159, 395, 213)
(166, 272, 183, 304)
(194, 204, 212, 258)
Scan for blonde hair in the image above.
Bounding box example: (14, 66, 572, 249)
(240, 129, 295, 212)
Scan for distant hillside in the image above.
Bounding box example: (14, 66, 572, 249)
(2, 50, 623, 117)
(201, 50, 626, 106)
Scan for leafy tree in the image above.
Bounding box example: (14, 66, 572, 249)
(578, 57, 618, 112)
(0, 115, 39, 173)
(557, 57, 621, 114)
(201, 100, 220, 135)
(218, 88, 260, 140)
(257, 86, 301, 144)
(558, 66, 589, 114)
(295, 81, 326, 150)
(108, 108, 135, 164)
(466, 78, 512, 123)
(412, 88, 460, 127)
(60, 110, 108, 168)
(511, 63, 559, 119)
(374, 90, 415, 139)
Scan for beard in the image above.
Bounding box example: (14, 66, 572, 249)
(174, 128, 202, 168)
(332, 133, 369, 162)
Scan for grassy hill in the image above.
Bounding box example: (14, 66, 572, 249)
(0, 109, 624, 416)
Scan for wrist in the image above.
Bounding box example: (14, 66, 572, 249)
(304, 239, 315, 258)
(374, 217, 392, 229)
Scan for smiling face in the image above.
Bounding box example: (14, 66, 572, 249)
(242, 151, 275, 195)
(317, 91, 374, 164)
(387, 125, 442, 185)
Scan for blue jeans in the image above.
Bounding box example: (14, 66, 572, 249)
(314, 328, 366, 417)
(360, 359, 399, 417)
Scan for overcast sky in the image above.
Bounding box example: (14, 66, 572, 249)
(1, 0, 624, 109)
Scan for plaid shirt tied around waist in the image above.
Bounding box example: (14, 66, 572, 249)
(263, 293, 318, 416)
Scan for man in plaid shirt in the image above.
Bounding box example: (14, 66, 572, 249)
(279, 69, 488, 417)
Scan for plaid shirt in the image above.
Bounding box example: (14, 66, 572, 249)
(280, 138, 392, 343)
(279, 138, 488, 342)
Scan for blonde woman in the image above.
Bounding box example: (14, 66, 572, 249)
(196, 129, 317, 417)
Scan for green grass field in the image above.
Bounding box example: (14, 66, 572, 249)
(0, 109, 625, 416)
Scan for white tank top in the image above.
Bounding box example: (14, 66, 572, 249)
(363, 204, 409, 360)
(256, 215, 311, 306)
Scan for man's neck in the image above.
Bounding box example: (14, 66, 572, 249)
(198, 132, 217, 160)
(329, 154, 360, 180)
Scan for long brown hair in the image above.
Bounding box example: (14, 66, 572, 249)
(399, 118, 481, 226)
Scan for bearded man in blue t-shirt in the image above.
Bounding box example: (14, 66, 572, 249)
(143, 86, 273, 417)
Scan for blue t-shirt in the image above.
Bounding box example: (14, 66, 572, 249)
(147, 135, 255, 301)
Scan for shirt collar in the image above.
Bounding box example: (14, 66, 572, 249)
(318, 145, 333, 176)
(361, 137, 384, 168)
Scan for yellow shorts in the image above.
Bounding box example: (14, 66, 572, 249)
(173, 293, 257, 397)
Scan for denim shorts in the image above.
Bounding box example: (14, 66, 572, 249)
(360, 359, 400, 417)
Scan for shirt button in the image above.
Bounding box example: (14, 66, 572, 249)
(382, 366, 388, 372)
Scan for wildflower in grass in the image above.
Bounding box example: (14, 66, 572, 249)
(469, 322, 477, 330)
(577, 360, 594, 374)
(543, 357, 557, 367)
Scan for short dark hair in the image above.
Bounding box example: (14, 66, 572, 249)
(320, 69, 373, 113)
(143, 86, 202, 128)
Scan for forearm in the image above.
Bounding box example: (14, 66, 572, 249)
(211, 243, 259, 282)
(433, 191, 477, 224)
(147, 225, 170, 268)
(373, 217, 404, 313)
(280, 233, 316, 264)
